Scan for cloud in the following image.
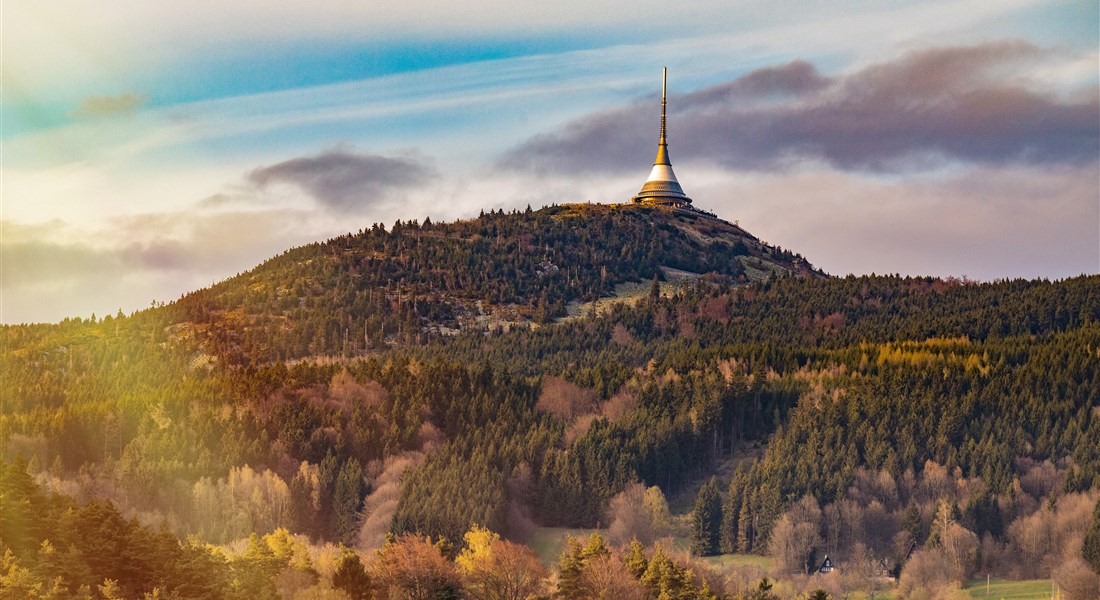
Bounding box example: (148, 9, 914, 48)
(696, 162, 1099, 280)
(247, 148, 437, 212)
(501, 41, 1099, 174)
(0, 208, 337, 323)
(70, 92, 147, 119)
(1, 239, 121, 289)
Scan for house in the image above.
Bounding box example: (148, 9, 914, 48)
(875, 558, 891, 578)
(816, 555, 836, 575)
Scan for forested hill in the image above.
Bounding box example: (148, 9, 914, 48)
(156, 203, 817, 364)
(2, 203, 1099, 599)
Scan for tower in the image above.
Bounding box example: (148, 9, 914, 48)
(632, 67, 692, 207)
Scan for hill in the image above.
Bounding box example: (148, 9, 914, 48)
(160, 203, 818, 366)
(1, 204, 1098, 599)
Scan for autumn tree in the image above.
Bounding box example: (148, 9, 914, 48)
(556, 534, 610, 599)
(768, 499, 823, 575)
(371, 534, 461, 600)
(580, 552, 648, 600)
(1053, 558, 1100, 600)
(456, 526, 546, 600)
(607, 482, 674, 546)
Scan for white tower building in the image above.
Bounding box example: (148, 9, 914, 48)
(632, 67, 692, 207)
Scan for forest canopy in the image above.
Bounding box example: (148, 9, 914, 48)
(2, 205, 1097, 598)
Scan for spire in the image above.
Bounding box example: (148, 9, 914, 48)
(633, 67, 691, 206)
(655, 67, 670, 165)
(660, 67, 667, 145)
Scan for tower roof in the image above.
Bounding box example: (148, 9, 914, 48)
(633, 67, 691, 207)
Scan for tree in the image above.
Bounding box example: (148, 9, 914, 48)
(231, 533, 280, 599)
(691, 477, 722, 556)
(556, 534, 610, 599)
(896, 549, 964, 599)
(1083, 499, 1100, 573)
(333, 459, 365, 545)
(1053, 558, 1100, 600)
(624, 540, 648, 579)
(98, 579, 124, 600)
(748, 577, 778, 600)
(331, 547, 371, 600)
(639, 547, 694, 599)
(768, 514, 821, 575)
(372, 534, 461, 600)
(580, 553, 647, 600)
(738, 492, 756, 553)
(925, 499, 955, 549)
(902, 500, 923, 547)
(456, 527, 546, 600)
(642, 486, 675, 539)
(721, 469, 744, 554)
(607, 482, 654, 546)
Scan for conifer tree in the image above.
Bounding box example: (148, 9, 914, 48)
(332, 547, 371, 600)
(1083, 499, 1100, 573)
(903, 500, 923, 546)
(333, 459, 365, 545)
(556, 535, 595, 599)
(738, 490, 756, 553)
(721, 468, 744, 554)
(690, 477, 722, 556)
(624, 539, 648, 579)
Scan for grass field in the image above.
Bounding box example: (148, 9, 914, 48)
(528, 527, 599, 565)
(964, 578, 1053, 600)
(698, 553, 775, 571)
(528, 529, 1054, 600)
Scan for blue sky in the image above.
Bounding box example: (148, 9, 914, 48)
(2, 0, 1098, 323)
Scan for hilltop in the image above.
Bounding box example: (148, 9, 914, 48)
(161, 203, 819, 365)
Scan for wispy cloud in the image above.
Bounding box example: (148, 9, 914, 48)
(70, 92, 147, 119)
(502, 41, 1099, 174)
(0, 208, 336, 323)
(247, 147, 438, 212)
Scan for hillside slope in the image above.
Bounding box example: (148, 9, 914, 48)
(162, 203, 818, 365)
(1, 205, 1098, 599)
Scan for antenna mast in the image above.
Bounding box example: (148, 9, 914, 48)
(660, 67, 668, 145)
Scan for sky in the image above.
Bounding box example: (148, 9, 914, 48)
(2, 0, 1098, 324)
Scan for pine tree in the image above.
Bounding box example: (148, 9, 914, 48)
(317, 451, 339, 539)
(624, 539, 648, 578)
(649, 273, 662, 304)
(1083, 499, 1100, 574)
(288, 471, 315, 538)
(333, 459, 365, 545)
(748, 577, 778, 600)
(737, 491, 756, 553)
(332, 547, 371, 600)
(903, 500, 923, 546)
(690, 477, 722, 556)
(556, 536, 587, 599)
(720, 468, 743, 554)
